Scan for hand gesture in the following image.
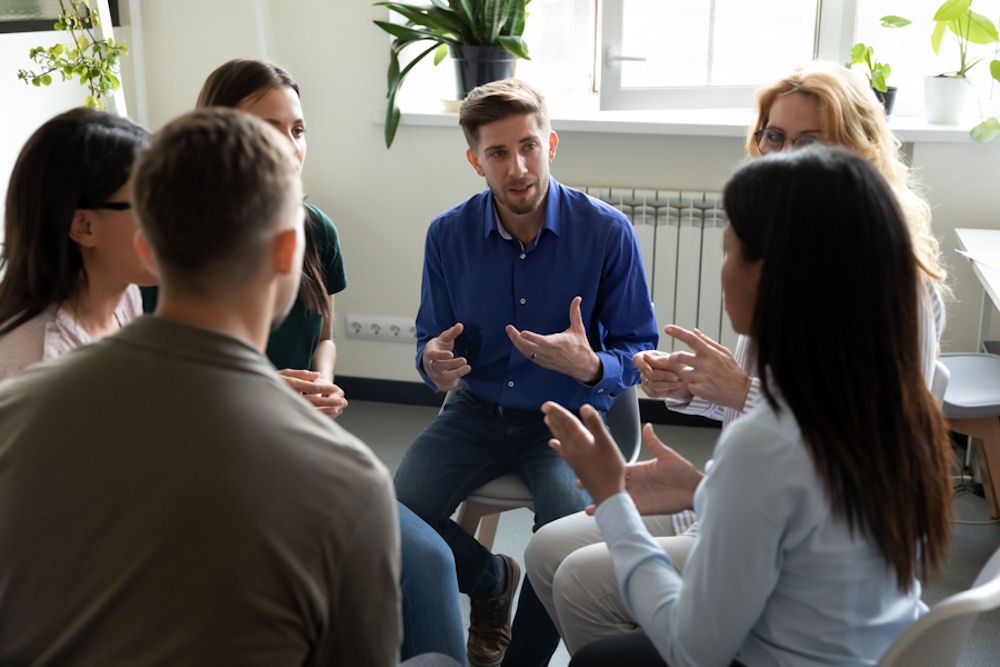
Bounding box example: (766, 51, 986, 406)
(423, 322, 471, 392)
(279, 369, 349, 418)
(622, 424, 703, 516)
(542, 401, 626, 508)
(506, 296, 602, 384)
(633, 349, 694, 402)
(664, 325, 751, 411)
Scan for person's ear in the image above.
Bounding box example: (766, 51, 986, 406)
(548, 130, 559, 161)
(466, 148, 484, 176)
(133, 230, 158, 277)
(270, 227, 300, 276)
(68, 209, 97, 248)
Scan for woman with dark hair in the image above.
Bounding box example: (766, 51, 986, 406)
(540, 146, 954, 667)
(0, 108, 154, 380)
(142, 58, 349, 417)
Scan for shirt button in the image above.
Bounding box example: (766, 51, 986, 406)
(507, 381, 515, 388)
(598, 388, 605, 393)
(520, 253, 526, 259)
(520, 297, 526, 305)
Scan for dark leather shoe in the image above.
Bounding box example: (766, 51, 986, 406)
(467, 554, 521, 667)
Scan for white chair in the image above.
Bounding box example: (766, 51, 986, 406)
(931, 358, 950, 407)
(877, 544, 1000, 666)
(454, 385, 643, 550)
(939, 353, 1000, 518)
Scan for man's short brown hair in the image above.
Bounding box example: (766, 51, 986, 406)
(132, 108, 301, 288)
(459, 78, 549, 149)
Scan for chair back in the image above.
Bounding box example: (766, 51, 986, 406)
(876, 544, 1000, 666)
(930, 359, 950, 408)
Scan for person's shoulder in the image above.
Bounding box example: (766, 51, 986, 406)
(305, 203, 339, 240)
(554, 181, 630, 227)
(717, 397, 809, 474)
(0, 310, 55, 381)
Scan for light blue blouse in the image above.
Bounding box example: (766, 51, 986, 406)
(595, 396, 925, 667)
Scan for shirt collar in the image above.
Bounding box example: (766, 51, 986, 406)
(484, 177, 563, 240)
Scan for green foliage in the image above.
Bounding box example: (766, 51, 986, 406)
(847, 15, 910, 93)
(970, 58, 1000, 141)
(372, 0, 531, 148)
(15, 0, 127, 110)
(931, 0, 999, 77)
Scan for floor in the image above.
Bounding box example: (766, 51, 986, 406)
(338, 399, 1000, 667)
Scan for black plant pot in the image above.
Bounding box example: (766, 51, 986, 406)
(873, 86, 897, 116)
(450, 45, 517, 100)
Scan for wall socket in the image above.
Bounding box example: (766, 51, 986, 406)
(345, 314, 417, 344)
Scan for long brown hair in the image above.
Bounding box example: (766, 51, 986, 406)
(724, 146, 952, 591)
(196, 59, 328, 318)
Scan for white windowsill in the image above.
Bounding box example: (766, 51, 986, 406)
(379, 105, 989, 144)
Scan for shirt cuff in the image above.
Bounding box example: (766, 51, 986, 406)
(594, 491, 647, 547)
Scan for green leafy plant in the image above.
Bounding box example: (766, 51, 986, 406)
(16, 0, 126, 110)
(970, 59, 1000, 141)
(372, 0, 531, 148)
(931, 0, 998, 77)
(848, 15, 911, 93)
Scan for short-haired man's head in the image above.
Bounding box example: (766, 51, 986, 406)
(131, 108, 302, 285)
(459, 78, 549, 149)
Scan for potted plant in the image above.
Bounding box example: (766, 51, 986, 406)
(925, 0, 999, 124)
(372, 0, 531, 148)
(847, 15, 910, 115)
(15, 0, 127, 110)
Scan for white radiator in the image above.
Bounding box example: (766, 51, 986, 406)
(575, 185, 738, 353)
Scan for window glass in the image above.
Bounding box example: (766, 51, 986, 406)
(619, 0, 817, 88)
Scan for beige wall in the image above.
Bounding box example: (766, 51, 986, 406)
(4, 0, 999, 383)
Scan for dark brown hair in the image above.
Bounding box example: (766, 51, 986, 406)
(723, 145, 952, 591)
(0, 108, 149, 334)
(196, 59, 327, 318)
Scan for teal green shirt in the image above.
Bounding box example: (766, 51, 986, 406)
(141, 204, 347, 371)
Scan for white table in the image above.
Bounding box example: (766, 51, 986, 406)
(955, 228, 1000, 352)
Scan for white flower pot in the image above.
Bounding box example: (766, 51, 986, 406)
(924, 76, 972, 125)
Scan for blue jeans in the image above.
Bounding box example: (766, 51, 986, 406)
(394, 387, 590, 667)
(400, 502, 467, 665)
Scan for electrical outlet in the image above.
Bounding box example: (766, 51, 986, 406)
(344, 314, 417, 344)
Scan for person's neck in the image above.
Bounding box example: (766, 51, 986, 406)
(497, 203, 545, 247)
(61, 277, 127, 340)
(153, 288, 273, 353)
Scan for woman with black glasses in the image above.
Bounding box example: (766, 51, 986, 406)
(0, 108, 154, 380)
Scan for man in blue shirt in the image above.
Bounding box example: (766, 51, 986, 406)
(394, 79, 657, 667)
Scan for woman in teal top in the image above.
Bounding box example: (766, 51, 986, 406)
(143, 60, 349, 416)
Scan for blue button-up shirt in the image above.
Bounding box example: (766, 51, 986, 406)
(415, 178, 657, 411)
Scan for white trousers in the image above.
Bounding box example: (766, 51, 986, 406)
(524, 510, 697, 654)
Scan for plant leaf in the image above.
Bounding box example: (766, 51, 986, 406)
(970, 117, 1000, 142)
(964, 11, 999, 45)
(931, 20, 947, 55)
(934, 0, 971, 22)
(991, 59, 1000, 82)
(498, 35, 529, 59)
(880, 15, 911, 28)
(433, 42, 448, 65)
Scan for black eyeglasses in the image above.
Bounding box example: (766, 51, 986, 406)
(91, 201, 132, 211)
(754, 128, 823, 154)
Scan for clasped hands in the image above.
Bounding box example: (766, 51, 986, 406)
(278, 369, 348, 418)
(422, 296, 602, 392)
(632, 324, 751, 411)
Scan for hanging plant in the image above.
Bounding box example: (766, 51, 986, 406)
(16, 0, 127, 110)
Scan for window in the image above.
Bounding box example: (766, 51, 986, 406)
(600, 0, 849, 109)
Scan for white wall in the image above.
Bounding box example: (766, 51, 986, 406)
(4, 0, 999, 383)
